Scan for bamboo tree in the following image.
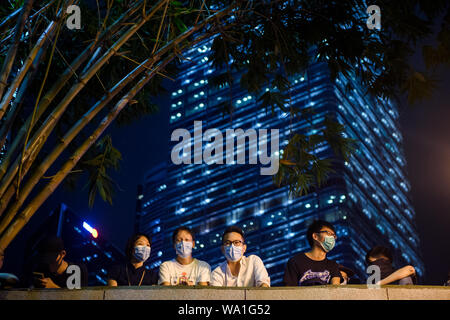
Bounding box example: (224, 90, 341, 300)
(0, 6, 231, 231)
(0, 0, 144, 181)
(0, 0, 167, 201)
(0, 57, 172, 251)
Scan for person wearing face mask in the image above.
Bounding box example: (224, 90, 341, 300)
(210, 226, 270, 287)
(107, 233, 158, 286)
(365, 246, 416, 285)
(158, 226, 210, 286)
(31, 236, 88, 288)
(283, 220, 341, 286)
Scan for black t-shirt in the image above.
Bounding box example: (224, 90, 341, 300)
(108, 262, 158, 286)
(34, 262, 88, 288)
(283, 253, 341, 286)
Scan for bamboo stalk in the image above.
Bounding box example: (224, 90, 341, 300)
(16, 17, 64, 198)
(0, 0, 145, 183)
(0, 0, 35, 101)
(0, 21, 57, 122)
(0, 21, 59, 193)
(29, 0, 58, 21)
(0, 44, 49, 149)
(0, 8, 21, 32)
(0, 0, 76, 120)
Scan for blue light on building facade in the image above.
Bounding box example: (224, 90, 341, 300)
(136, 37, 424, 285)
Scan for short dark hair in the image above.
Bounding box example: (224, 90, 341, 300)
(172, 226, 195, 244)
(38, 236, 65, 254)
(365, 246, 393, 264)
(125, 233, 151, 261)
(306, 220, 335, 248)
(222, 226, 245, 243)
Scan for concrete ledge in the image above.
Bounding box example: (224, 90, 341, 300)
(245, 286, 389, 300)
(104, 286, 246, 300)
(0, 285, 449, 300)
(386, 286, 450, 300)
(0, 287, 104, 300)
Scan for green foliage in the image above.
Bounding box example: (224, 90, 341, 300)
(274, 118, 357, 196)
(402, 71, 438, 104)
(115, 94, 159, 126)
(81, 135, 122, 207)
(258, 90, 288, 115)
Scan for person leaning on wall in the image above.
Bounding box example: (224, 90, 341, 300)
(283, 220, 341, 286)
(31, 236, 88, 288)
(210, 226, 270, 287)
(107, 233, 158, 287)
(158, 226, 211, 286)
(365, 246, 416, 285)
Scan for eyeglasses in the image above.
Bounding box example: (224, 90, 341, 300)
(175, 239, 192, 244)
(316, 230, 337, 239)
(223, 240, 245, 247)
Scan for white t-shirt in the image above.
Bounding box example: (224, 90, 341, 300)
(158, 258, 211, 285)
(210, 255, 270, 287)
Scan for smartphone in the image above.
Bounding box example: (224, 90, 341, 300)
(32, 272, 45, 279)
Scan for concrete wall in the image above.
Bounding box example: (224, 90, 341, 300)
(1, 285, 449, 300)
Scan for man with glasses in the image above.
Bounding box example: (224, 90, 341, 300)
(283, 220, 341, 286)
(210, 226, 270, 287)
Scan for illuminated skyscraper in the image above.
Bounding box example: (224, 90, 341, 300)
(136, 38, 424, 285)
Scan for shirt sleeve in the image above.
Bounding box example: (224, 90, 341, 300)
(107, 264, 120, 281)
(158, 261, 171, 285)
(283, 257, 299, 286)
(252, 255, 270, 287)
(329, 261, 341, 282)
(210, 266, 224, 286)
(198, 261, 211, 283)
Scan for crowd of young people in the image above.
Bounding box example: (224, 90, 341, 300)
(0, 220, 422, 289)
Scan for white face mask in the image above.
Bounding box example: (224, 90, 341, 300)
(175, 241, 193, 258)
(134, 246, 151, 262)
(223, 244, 243, 262)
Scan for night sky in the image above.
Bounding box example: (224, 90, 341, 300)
(2, 39, 450, 287)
